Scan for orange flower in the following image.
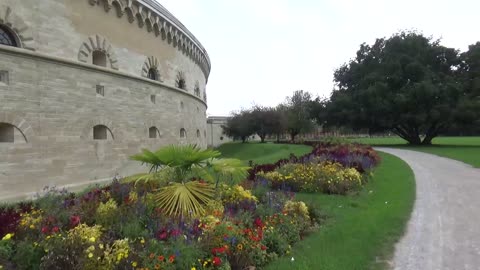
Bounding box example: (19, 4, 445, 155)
(168, 255, 175, 263)
(149, 253, 155, 259)
(158, 255, 164, 261)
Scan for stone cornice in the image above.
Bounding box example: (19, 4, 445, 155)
(88, 0, 211, 82)
(0, 45, 207, 107)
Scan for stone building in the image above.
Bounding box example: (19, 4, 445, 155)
(0, 0, 210, 200)
(206, 116, 233, 148)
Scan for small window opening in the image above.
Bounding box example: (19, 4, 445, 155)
(92, 51, 107, 67)
(149, 127, 159, 138)
(93, 125, 109, 140)
(0, 25, 18, 47)
(0, 123, 14, 143)
(96, 85, 105, 96)
(180, 128, 187, 138)
(196, 129, 200, 138)
(150, 94, 156, 104)
(0, 70, 8, 85)
(147, 68, 158, 81)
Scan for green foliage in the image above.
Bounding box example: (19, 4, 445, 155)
(95, 199, 119, 228)
(324, 31, 477, 145)
(250, 105, 288, 143)
(280, 90, 315, 141)
(130, 144, 221, 179)
(13, 240, 44, 270)
(222, 110, 255, 143)
(154, 181, 215, 218)
(129, 145, 249, 219)
(118, 220, 149, 240)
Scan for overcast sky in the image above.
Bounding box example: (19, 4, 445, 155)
(158, 0, 479, 116)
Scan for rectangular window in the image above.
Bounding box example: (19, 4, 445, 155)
(96, 85, 105, 96)
(0, 70, 9, 85)
(150, 94, 156, 104)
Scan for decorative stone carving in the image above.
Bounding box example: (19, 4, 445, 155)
(0, 5, 35, 50)
(78, 34, 119, 70)
(141, 56, 161, 81)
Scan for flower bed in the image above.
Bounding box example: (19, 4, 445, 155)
(0, 144, 379, 270)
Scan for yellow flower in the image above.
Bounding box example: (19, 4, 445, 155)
(29, 224, 35, 229)
(132, 261, 138, 267)
(237, 243, 243, 250)
(89, 237, 96, 243)
(140, 238, 145, 244)
(191, 267, 197, 270)
(88, 252, 93, 258)
(2, 233, 14, 241)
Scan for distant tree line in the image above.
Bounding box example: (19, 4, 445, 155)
(222, 90, 315, 143)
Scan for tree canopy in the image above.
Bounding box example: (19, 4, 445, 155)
(322, 31, 479, 145)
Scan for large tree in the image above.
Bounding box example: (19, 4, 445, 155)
(455, 42, 480, 132)
(281, 90, 314, 141)
(250, 105, 286, 143)
(326, 31, 470, 145)
(222, 110, 254, 143)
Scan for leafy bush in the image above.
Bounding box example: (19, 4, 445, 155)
(259, 162, 363, 194)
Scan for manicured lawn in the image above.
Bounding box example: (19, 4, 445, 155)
(350, 136, 480, 167)
(219, 144, 415, 270)
(217, 142, 312, 164)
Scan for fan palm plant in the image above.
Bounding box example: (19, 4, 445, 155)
(129, 145, 249, 218)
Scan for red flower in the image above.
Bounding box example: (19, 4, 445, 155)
(254, 217, 263, 228)
(212, 247, 226, 255)
(70, 215, 80, 228)
(261, 245, 267, 251)
(52, 226, 59, 233)
(41, 226, 49, 234)
(212, 256, 222, 266)
(168, 255, 175, 263)
(158, 255, 164, 261)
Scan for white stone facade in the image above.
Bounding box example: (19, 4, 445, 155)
(0, 0, 210, 200)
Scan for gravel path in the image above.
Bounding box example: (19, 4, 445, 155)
(376, 148, 480, 270)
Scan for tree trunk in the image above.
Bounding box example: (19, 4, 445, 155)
(290, 133, 296, 142)
(241, 136, 247, 143)
(260, 135, 266, 143)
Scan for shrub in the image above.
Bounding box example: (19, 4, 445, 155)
(259, 162, 363, 195)
(95, 199, 119, 228)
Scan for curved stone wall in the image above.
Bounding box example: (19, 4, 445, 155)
(0, 0, 210, 200)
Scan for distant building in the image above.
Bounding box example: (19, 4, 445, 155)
(206, 116, 232, 147)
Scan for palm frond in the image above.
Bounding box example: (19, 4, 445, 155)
(154, 181, 214, 218)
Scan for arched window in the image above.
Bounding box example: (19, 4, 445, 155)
(0, 25, 18, 47)
(147, 68, 158, 81)
(92, 51, 107, 67)
(149, 127, 160, 138)
(180, 128, 187, 138)
(196, 129, 200, 138)
(93, 125, 113, 140)
(0, 123, 14, 143)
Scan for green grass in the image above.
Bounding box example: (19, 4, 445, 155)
(349, 136, 480, 167)
(218, 143, 415, 270)
(265, 152, 415, 270)
(216, 142, 312, 164)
